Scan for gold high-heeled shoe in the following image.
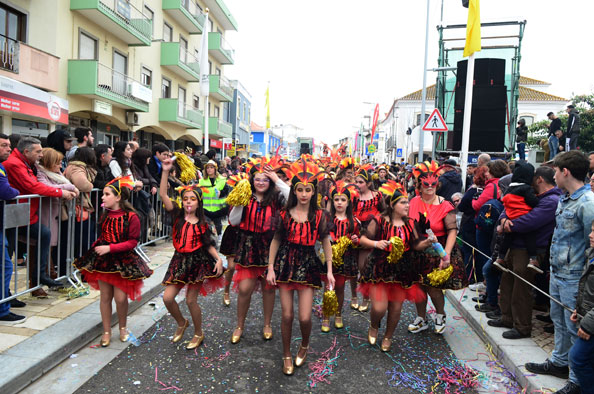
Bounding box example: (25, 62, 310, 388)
(223, 292, 231, 307)
(295, 345, 309, 367)
(262, 325, 273, 340)
(321, 318, 330, 333)
(231, 327, 243, 344)
(334, 315, 344, 329)
(172, 319, 189, 343)
(358, 299, 370, 312)
(282, 356, 294, 376)
(381, 337, 392, 352)
(100, 332, 111, 347)
(119, 327, 129, 342)
(186, 334, 204, 350)
(368, 326, 378, 346)
(350, 297, 359, 310)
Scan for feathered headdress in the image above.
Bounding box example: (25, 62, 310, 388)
(355, 163, 374, 183)
(340, 157, 355, 170)
(379, 180, 408, 205)
(245, 147, 284, 175)
(106, 175, 135, 195)
(226, 172, 249, 187)
(412, 160, 440, 187)
(330, 180, 359, 202)
(285, 155, 325, 188)
(175, 184, 209, 201)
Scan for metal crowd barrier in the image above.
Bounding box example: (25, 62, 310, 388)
(0, 185, 173, 305)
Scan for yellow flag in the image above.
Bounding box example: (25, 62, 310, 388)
(463, 0, 481, 57)
(265, 85, 271, 129)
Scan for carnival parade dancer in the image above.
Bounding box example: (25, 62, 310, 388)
(321, 181, 360, 332)
(407, 161, 467, 334)
(353, 164, 385, 312)
(358, 181, 427, 351)
(73, 176, 153, 347)
(266, 157, 335, 376)
(227, 157, 290, 343)
(159, 159, 224, 350)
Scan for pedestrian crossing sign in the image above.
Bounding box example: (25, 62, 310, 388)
(422, 109, 448, 132)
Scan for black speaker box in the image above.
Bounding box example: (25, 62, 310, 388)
(455, 85, 507, 110)
(456, 58, 506, 87)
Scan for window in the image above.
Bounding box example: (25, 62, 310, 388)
(215, 67, 221, 76)
(161, 78, 171, 98)
(416, 113, 430, 126)
(243, 103, 247, 122)
(141, 66, 152, 87)
(163, 22, 172, 42)
(179, 36, 188, 63)
(112, 51, 127, 95)
(178, 87, 186, 117)
(193, 95, 199, 109)
(78, 30, 97, 60)
(0, 4, 26, 41)
(208, 60, 212, 75)
(143, 5, 154, 34)
(214, 105, 219, 118)
(237, 97, 241, 119)
(207, 18, 213, 32)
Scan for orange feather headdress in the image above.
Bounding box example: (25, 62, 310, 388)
(285, 155, 325, 188)
(106, 176, 135, 196)
(329, 180, 359, 203)
(379, 180, 408, 205)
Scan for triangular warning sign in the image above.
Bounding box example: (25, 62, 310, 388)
(422, 109, 448, 132)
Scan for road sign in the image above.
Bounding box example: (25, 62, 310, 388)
(367, 144, 376, 154)
(422, 108, 448, 132)
(396, 148, 403, 158)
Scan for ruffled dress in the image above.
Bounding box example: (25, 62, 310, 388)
(354, 192, 383, 225)
(73, 210, 153, 300)
(321, 217, 360, 288)
(358, 216, 425, 302)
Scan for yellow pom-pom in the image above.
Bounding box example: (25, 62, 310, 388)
(225, 179, 252, 206)
(174, 152, 198, 183)
(386, 236, 405, 264)
(426, 265, 453, 287)
(322, 289, 339, 317)
(332, 236, 352, 268)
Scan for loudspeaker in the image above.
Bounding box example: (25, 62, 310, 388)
(455, 85, 507, 110)
(456, 58, 505, 87)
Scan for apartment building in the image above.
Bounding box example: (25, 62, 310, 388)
(0, 0, 237, 154)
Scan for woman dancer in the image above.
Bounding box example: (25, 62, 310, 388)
(267, 157, 335, 375)
(159, 159, 224, 350)
(73, 176, 153, 347)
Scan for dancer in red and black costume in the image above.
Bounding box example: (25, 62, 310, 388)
(227, 157, 290, 344)
(74, 176, 153, 347)
(358, 181, 428, 352)
(266, 157, 335, 376)
(321, 180, 360, 332)
(159, 159, 224, 350)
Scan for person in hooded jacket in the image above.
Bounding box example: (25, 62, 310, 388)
(46, 129, 75, 172)
(437, 160, 462, 202)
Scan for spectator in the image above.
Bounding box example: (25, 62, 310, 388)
(109, 141, 142, 189)
(465, 163, 477, 191)
(556, 129, 567, 154)
(128, 140, 139, 153)
(148, 143, 171, 184)
(131, 148, 158, 243)
(93, 144, 113, 189)
(46, 129, 75, 172)
(566, 105, 581, 151)
(8, 134, 20, 151)
(477, 153, 491, 167)
(206, 149, 216, 161)
(437, 161, 462, 201)
(526, 151, 594, 394)
(37, 148, 78, 278)
(66, 127, 94, 160)
(516, 119, 528, 161)
(198, 160, 230, 236)
(132, 148, 158, 195)
(167, 165, 184, 190)
(3, 137, 76, 294)
(488, 166, 561, 339)
(0, 133, 25, 322)
(548, 112, 562, 159)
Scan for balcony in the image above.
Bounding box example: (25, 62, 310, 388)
(161, 42, 200, 82)
(209, 74, 233, 102)
(159, 99, 203, 129)
(70, 0, 152, 46)
(68, 60, 150, 112)
(208, 32, 234, 64)
(207, 117, 232, 139)
(162, 0, 205, 34)
(202, 0, 238, 30)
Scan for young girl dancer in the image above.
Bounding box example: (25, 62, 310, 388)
(159, 159, 224, 350)
(267, 157, 335, 375)
(227, 158, 289, 343)
(73, 176, 153, 347)
(358, 181, 428, 352)
(321, 181, 360, 332)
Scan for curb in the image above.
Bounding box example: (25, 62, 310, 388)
(445, 289, 565, 393)
(0, 261, 169, 394)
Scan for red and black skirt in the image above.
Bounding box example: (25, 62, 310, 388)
(162, 248, 224, 296)
(412, 244, 467, 290)
(321, 245, 358, 289)
(273, 241, 324, 290)
(219, 225, 239, 257)
(234, 229, 274, 268)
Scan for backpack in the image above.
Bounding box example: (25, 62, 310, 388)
(474, 184, 503, 232)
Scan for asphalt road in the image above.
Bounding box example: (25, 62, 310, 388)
(75, 286, 477, 394)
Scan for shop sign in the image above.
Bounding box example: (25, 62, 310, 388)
(130, 81, 152, 103)
(210, 139, 223, 148)
(93, 99, 112, 116)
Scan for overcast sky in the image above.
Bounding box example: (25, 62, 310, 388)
(224, 0, 594, 143)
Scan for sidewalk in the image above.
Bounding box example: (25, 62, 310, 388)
(446, 289, 565, 393)
(0, 242, 175, 394)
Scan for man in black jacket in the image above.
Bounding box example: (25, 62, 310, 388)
(148, 143, 171, 184)
(566, 105, 581, 151)
(93, 144, 113, 189)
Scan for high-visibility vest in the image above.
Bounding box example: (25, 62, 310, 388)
(198, 176, 227, 212)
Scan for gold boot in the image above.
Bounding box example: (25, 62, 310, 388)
(100, 332, 111, 347)
(295, 345, 309, 367)
(186, 334, 204, 350)
(231, 327, 243, 344)
(172, 319, 189, 343)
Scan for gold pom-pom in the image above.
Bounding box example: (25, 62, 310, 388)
(386, 236, 405, 264)
(174, 152, 198, 183)
(426, 265, 453, 287)
(332, 236, 352, 268)
(322, 289, 339, 317)
(225, 179, 252, 206)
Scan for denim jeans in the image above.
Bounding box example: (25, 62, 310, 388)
(23, 222, 51, 284)
(550, 273, 580, 384)
(570, 337, 594, 393)
(474, 228, 493, 282)
(0, 234, 13, 317)
(517, 142, 526, 161)
(482, 258, 501, 306)
(548, 135, 559, 158)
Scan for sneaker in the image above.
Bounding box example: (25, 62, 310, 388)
(10, 299, 26, 308)
(502, 328, 530, 339)
(468, 283, 486, 292)
(475, 303, 499, 313)
(472, 294, 487, 303)
(486, 310, 502, 319)
(0, 312, 26, 323)
(434, 314, 446, 334)
(407, 317, 429, 333)
(525, 360, 569, 379)
(553, 381, 581, 394)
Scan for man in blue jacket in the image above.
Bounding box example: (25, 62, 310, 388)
(526, 151, 594, 394)
(488, 166, 562, 339)
(0, 133, 24, 323)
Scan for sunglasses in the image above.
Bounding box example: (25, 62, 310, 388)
(422, 181, 438, 188)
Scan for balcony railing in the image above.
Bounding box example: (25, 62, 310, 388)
(177, 102, 203, 126)
(217, 75, 233, 99)
(0, 34, 19, 73)
(181, 0, 206, 28)
(179, 46, 200, 75)
(99, 0, 152, 40)
(97, 63, 141, 103)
